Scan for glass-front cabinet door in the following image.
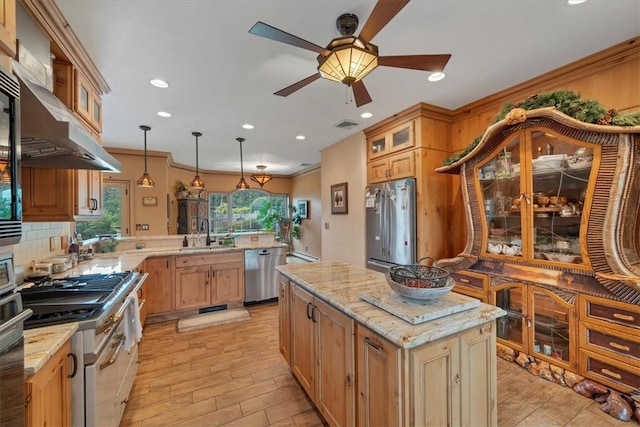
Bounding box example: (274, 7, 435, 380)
(477, 128, 598, 268)
(493, 283, 527, 353)
(529, 287, 574, 369)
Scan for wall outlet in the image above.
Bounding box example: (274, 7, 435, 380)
(49, 236, 55, 251)
(60, 236, 68, 251)
(142, 224, 149, 230)
(251, 236, 259, 242)
(324, 222, 330, 230)
(135, 224, 142, 231)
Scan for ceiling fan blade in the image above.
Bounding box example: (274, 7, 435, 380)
(249, 21, 330, 56)
(358, 0, 410, 43)
(378, 54, 452, 72)
(352, 80, 373, 107)
(274, 74, 321, 97)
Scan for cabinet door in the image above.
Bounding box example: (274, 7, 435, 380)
(145, 257, 175, 315)
(315, 297, 355, 427)
(0, 0, 16, 59)
(211, 262, 243, 305)
(175, 265, 211, 310)
(367, 133, 387, 161)
(22, 167, 75, 221)
(356, 324, 401, 427)
(25, 340, 71, 427)
(459, 323, 497, 427)
(388, 121, 414, 154)
(530, 286, 575, 369)
(492, 283, 528, 352)
(411, 335, 460, 427)
(367, 158, 390, 184)
(75, 169, 103, 217)
(278, 276, 291, 364)
(387, 150, 415, 180)
(290, 284, 315, 398)
(75, 70, 92, 124)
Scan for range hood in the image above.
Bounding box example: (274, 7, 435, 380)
(13, 60, 121, 172)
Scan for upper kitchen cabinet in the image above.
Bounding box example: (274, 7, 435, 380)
(74, 68, 102, 133)
(367, 121, 415, 161)
(0, 0, 16, 63)
(22, 168, 103, 221)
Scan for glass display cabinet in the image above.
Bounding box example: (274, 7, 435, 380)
(477, 128, 596, 268)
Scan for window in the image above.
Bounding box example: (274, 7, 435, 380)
(76, 180, 130, 239)
(209, 190, 288, 233)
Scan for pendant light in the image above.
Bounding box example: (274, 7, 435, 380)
(235, 137, 250, 190)
(189, 131, 205, 190)
(136, 125, 155, 187)
(250, 165, 273, 188)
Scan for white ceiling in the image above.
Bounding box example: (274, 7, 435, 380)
(54, 0, 639, 176)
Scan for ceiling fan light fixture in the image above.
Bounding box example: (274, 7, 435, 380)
(136, 125, 155, 188)
(428, 72, 446, 82)
(250, 165, 273, 188)
(190, 131, 205, 190)
(235, 137, 250, 190)
(317, 37, 379, 85)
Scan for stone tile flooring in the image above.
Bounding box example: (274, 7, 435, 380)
(120, 302, 626, 426)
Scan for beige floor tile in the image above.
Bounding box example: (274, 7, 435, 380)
(216, 379, 279, 409)
(264, 395, 313, 424)
(240, 384, 305, 416)
(222, 410, 270, 427)
(291, 408, 324, 427)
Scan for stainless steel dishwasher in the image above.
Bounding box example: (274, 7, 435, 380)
(244, 247, 286, 303)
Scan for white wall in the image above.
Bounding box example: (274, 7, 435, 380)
(320, 132, 367, 267)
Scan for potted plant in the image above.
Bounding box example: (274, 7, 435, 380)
(257, 200, 302, 246)
(175, 180, 190, 199)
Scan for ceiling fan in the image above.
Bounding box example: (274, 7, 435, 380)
(248, 0, 451, 107)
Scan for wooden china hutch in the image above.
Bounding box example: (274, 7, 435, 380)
(436, 108, 640, 394)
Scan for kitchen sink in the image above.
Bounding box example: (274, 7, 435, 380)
(178, 246, 237, 253)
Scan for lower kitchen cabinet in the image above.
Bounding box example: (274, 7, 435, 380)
(278, 276, 291, 364)
(289, 283, 355, 427)
(25, 339, 72, 427)
(355, 324, 401, 427)
(144, 256, 175, 316)
(174, 252, 244, 311)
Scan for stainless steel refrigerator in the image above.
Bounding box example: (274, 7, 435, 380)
(366, 178, 417, 272)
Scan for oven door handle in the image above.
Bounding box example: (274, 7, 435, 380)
(67, 353, 78, 378)
(100, 334, 125, 370)
(0, 308, 33, 334)
(99, 297, 132, 335)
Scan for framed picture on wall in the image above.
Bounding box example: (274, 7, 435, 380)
(331, 182, 348, 214)
(142, 196, 157, 206)
(297, 200, 308, 219)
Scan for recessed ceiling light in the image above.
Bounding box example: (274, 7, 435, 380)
(567, 0, 587, 4)
(242, 124, 254, 129)
(360, 112, 373, 119)
(296, 135, 306, 140)
(428, 72, 446, 82)
(157, 111, 171, 118)
(150, 79, 169, 88)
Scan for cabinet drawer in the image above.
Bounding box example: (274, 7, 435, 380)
(450, 272, 486, 291)
(175, 251, 243, 267)
(580, 295, 639, 331)
(579, 349, 640, 393)
(579, 322, 640, 365)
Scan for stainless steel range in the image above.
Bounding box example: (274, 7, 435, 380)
(20, 270, 148, 427)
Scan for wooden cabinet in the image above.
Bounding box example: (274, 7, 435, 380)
(138, 280, 148, 326)
(74, 69, 102, 133)
(177, 199, 209, 234)
(367, 121, 414, 161)
(364, 104, 453, 261)
(492, 283, 576, 370)
(289, 281, 355, 427)
(355, 324, 401, 427)
(450, 270, 489, 302)
(144, 257, 175, 316)
(174, 252, 244, 311)
(411, 323, 497, 426)
(25, 339, 72, 427)
(578, 294, 640, 392)
(278, 276, 291, 364)
(0, 0, 16, 62)
(367, 150, 415, 184)
(22, 168, 103, 221)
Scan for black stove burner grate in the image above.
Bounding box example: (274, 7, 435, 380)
(27, 271, 133, 291)
(24, 308, 97, 329)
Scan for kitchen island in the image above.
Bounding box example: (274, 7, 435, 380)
(276, 261, 506, 427)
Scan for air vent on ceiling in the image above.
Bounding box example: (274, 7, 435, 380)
(334, 119, 360, 130)
(298, 162, 313, 167)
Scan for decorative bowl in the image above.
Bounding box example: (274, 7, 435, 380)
(388, 263, 450, 288)
(385, 273, 455, 300)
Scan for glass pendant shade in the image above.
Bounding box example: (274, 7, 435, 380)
(0, 164, 10, 184)
(235, 137, 249, 190)
(137, 125, 154, 188)
(190, 131, 205, 190)
(317, 37, 379, 85)
(250, 165, 273, 188)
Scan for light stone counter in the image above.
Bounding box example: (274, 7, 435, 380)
(23, 323, 78, 375)
(276, 260, 506, 349)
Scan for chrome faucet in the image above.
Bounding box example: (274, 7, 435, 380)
(201, 218, 212, 246)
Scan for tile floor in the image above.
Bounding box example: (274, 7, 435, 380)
(120, 302, 626, 427)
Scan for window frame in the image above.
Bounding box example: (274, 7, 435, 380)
(208, 189, 289, 233)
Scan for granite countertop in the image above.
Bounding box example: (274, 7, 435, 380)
(23, 323, 78, 375)
(276, 261, 506, 349)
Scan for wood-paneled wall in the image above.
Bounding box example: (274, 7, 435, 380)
(446, 36, 640, 255)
